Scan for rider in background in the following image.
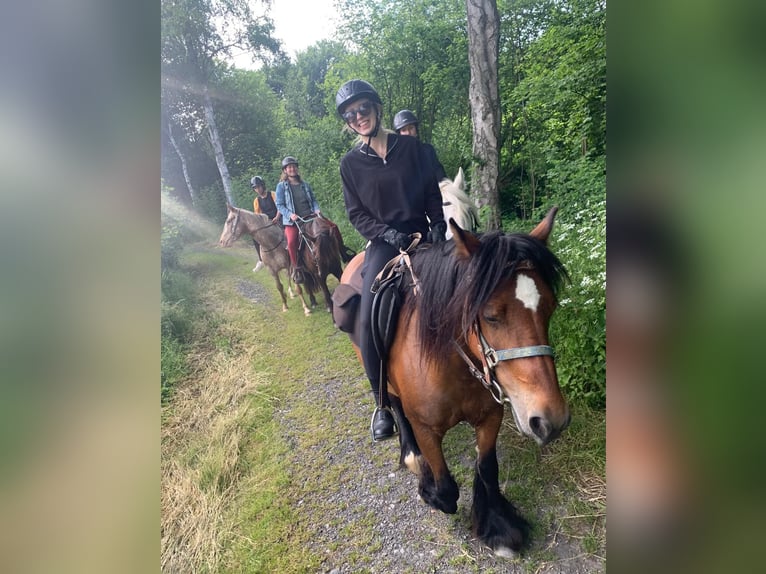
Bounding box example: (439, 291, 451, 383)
(275, 156, 322, 282)
(393, 109, 447, 183)
(336, 79, 446, 442)
(251, 175, 280, 272)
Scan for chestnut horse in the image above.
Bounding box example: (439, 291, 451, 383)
(218, 204, 313, 315)
(334, 208, 570, 557)
(294, 215, 345, 312)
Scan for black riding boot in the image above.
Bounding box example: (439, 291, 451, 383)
(370, 392, 397, 442)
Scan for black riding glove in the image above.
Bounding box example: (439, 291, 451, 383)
(427, 220, 447, 243)
(381, 228, 411, 251)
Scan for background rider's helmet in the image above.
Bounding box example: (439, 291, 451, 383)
(281, 156, 298, 169)
(335, 79, 382, 116)
(250, 175, 265, 188)
(393, 110, 419, 133)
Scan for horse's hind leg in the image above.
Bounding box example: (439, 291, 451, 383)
(471, 413, 530, 557)
(320, 278, 333, 313)
(390, 396, 421, 473)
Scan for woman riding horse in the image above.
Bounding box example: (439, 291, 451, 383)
(336, 79, 447, 441)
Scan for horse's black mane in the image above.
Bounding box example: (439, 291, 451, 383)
(408, 230, 568, 361)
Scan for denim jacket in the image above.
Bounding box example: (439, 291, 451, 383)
(275, 180, 320, 226)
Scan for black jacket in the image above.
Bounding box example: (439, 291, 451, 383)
(340, 133, 445, 241)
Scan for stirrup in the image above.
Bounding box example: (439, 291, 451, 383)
(370, 406, 398, 442)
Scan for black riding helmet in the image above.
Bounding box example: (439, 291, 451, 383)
(281, 156, 298, 169)
(393, 109, 418, 133)
(250, 175, 265, 188)
(335, 79, 382, 116)
(336, 79, 384, 146)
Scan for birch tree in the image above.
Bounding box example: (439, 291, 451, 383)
(161, 0, 282, 206)
(465, 0, 501, 230)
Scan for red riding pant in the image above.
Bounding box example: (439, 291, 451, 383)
(284, 224, 300, 267)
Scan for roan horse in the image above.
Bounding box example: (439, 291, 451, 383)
(334, 208, 570, 556)
(218, 204, 314, 315)
(439, 167, 479, 238)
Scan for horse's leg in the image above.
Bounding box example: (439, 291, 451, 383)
(320, 274, 333, 313)
(410, 424, 459, 514)
(471, 410, 530, 557)
(271, 270, 289, 312)
(390, 395, 421, 473)
(292, 280, 312, 316)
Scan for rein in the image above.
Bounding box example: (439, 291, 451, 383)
(231, 208, 283, 253)
(453, 325, 554, 406)
(295, 216, 321, 275)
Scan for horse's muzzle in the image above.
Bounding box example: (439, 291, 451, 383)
(529, 411, 571, 446)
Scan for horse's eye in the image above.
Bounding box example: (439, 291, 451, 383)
(482, 314, 500, 325)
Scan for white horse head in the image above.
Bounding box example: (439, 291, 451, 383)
(439, 167, 479, 239)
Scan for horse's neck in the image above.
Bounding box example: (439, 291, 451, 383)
(245, 214, 277, 241)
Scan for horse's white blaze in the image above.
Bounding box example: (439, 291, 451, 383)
(515, 273, 540, 311)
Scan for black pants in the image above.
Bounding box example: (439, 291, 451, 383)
(359, 240, 400, 399)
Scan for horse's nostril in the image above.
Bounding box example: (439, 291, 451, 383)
(529, 416, 551, 441)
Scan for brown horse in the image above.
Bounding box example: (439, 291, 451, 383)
(334, 208, 570, 557)
(218, 204, 313, 315)
(294, 215, 346, 312)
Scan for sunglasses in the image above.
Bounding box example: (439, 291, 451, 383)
(341, 101, 374, 123)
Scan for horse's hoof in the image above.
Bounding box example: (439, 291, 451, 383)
(304, 309, 312, 316)
(282, 306, 288, 312)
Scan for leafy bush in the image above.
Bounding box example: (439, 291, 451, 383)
(547, 192, 606, 408)
(195, 183, 228, 224)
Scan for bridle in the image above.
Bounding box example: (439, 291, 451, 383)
(451, 263, 555, 405)
(229, 208, 283, 252)
(453, 326, 554, 406)
(295, 215, 323, 275)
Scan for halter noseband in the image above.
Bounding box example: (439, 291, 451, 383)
(454, 324, 554, 406)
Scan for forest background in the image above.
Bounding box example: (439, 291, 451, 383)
(161, 0, 606, 407)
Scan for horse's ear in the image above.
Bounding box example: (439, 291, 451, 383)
(454, 167, 464, 190)
(226, 202, 235, 212)
(451, 218, 480, 259)
(529, 206, 558, 244)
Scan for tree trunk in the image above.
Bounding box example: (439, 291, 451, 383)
(202, 87, 234, 206)
(465, 0, 501, 230)
(166, 118, 196, 206)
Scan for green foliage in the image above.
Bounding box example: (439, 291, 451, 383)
(215, 67, 284, 180)
(195, 182, 229, 223)
(161, 193, 204, 400)
(547, 191, 605, 408)
(502, 0, 606, 218)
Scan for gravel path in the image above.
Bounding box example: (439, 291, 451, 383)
(236, 279, 604, 574)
